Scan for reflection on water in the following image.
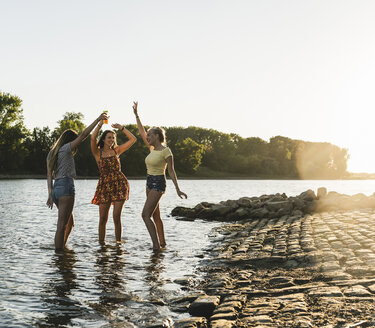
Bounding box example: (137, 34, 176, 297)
(95, 244, 130, 306)
(4, 179, 375, 326)
(145, 251, 166, 300)
(40, 249, 83, 327)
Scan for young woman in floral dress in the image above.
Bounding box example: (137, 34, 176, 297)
(91, 119, 136, 243)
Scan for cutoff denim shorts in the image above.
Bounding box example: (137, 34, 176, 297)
(146, 174, 166, 193)
(52, 177, 75, 205)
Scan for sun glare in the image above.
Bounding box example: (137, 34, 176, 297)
(330, 111, 375, 174)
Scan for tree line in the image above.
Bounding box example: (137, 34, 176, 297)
(0, 91, 349, 179)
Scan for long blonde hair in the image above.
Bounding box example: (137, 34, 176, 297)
(149, 127, 167, 146)
(47, 129, 78, 173)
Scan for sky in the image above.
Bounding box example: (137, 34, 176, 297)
(2, 0, 375, 173)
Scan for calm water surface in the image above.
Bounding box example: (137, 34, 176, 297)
(1, 179, 375, 327)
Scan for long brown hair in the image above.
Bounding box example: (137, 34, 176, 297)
(96, 130, 118, 149)
(47, 129, 78, 173)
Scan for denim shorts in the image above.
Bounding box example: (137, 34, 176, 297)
(146, 174, 166, 193)
(52, 177, 75, 205)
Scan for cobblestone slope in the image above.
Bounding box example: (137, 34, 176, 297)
(174, 209, 375, 328)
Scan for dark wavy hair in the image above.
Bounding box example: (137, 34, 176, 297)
(48, 129, 78, 173)
(149, 127, 166, 146)
(96, 130, 117, 149)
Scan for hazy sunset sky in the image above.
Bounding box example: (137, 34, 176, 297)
(2, 1, 375, 172)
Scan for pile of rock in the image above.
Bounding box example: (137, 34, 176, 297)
(171, 188, 375, 222)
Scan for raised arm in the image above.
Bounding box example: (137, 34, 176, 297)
(132, 101, 150, 148)
(166, 155, 187, 199)
(90, 119, 103, 163)
(112, 123, 137, 155)
(70, 112, 107, 151)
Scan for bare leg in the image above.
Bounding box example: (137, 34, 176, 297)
(152, 203, 166, 247)
(63, 213, 74, 246)
(113, 200, 125, 242)
(99, 203, 111, 243)
(55, 196, 74, 251)
(142, 189, 163, 250)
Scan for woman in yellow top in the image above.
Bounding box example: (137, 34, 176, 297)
(133, 101, 187, 251)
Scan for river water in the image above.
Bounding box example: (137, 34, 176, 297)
(1, 179, 375, 327)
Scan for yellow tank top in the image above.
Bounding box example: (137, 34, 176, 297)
(145, 147, 173, 175)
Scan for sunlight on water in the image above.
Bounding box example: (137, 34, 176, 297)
(1, 179, 375, 326)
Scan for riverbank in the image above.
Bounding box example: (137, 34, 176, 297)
(172, 208, 375, 327)
(2, 174, 375, 180)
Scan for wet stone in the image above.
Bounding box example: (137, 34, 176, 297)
(213, 306, 237, 314)
(235, 279, 252, 287)
(294, 319, 314, 328)
(346, 266, 374, 276)
(210, 319, 236, 328)
(321, 271, 352, 281)
(237, 288, 269, 296)
(276, 293, 305, 302)
(268, 276, 293, 285)
(367, 283, 375, 293)
(343, 285, 372, 297)
(223, 294, 247, 303)
(280, 302, 308, 314)
(172, 317, 207, 328)
(307, 286, 343, 298)
(239, 315, 273, 324)
(210, 312, 237, 320)
(285, 259, 299, 268)
(217, 301, 243, 311)
(188, 295, 221, 317)
(174, 277, 195, 286)
(320, 262, 341, 272)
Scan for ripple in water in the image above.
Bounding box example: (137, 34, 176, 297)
(2, 178, 375, 326)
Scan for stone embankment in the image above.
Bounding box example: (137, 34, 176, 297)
(171, 188, 375, 222)
(170, 190, 375, 328)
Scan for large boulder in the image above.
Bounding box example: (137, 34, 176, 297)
(171, 206, 195, 218)
(298, 189, 317, 201)
(303, 200, 318, 213)
(211, 204, 233, 217)
(266, 201, 293, 213)
(317, 187, 327, 199)
(233, 207, 250, 218)
(236, 197, 253, 207)
(289, 197, 305, 210)
(219, 199, 240, 210)
(249, 207, 269, 218)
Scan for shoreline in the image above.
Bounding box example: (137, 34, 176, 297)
(1, 174, 375, 180)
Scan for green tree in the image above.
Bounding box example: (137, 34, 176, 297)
(22, 127, 53, 174)
(117, 124, 149, 176)
(295, 141, 349, 179)
(269, 136, 296, 176)
(173, 137, 205, 174)
(52, 112, 86, 139)
(0, 92, 30, 173)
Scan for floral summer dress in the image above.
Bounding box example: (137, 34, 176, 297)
(91, 149, 129, 205)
